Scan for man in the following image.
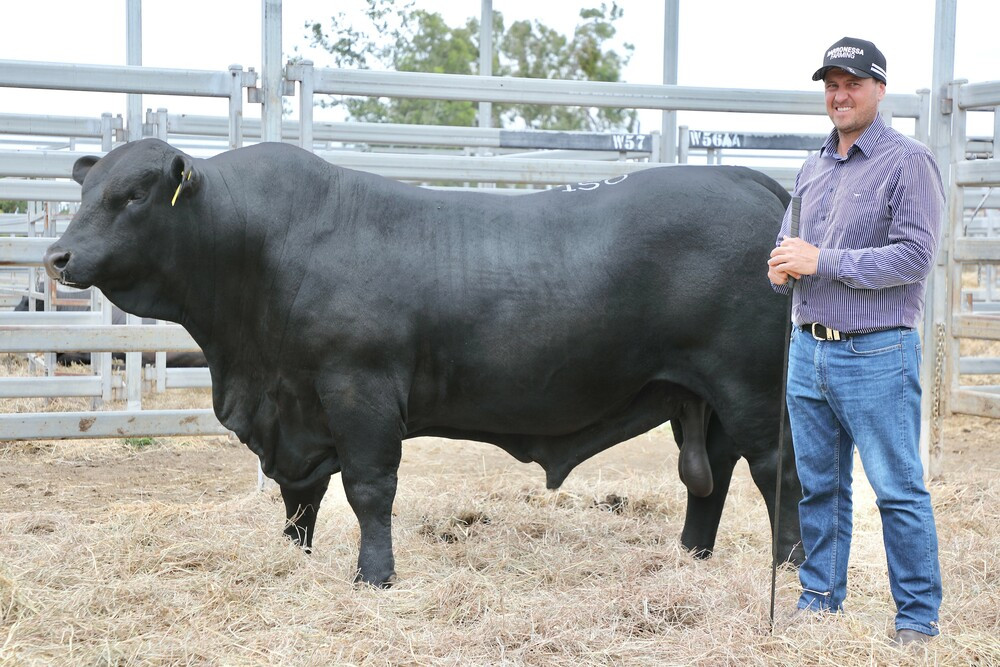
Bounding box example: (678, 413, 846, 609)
(766, 37, 944, 646)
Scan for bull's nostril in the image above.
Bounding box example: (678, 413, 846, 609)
(43, 249, 71, 280)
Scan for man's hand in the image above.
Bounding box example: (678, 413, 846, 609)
(768, 236, 820, 284)
(768, 263, 794, 285)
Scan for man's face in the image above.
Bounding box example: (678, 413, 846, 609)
(824, 69, 886, 139)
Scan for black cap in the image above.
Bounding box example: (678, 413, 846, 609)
(812, 37, 887, 84)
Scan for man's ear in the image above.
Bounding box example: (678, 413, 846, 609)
(169, 154, 198, 206)
(72, 155, 100, 185)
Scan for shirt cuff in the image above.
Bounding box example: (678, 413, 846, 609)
(816, 249, 842, 280)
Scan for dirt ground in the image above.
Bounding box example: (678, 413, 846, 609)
(3, 411, 998, 532)
(2, 373, 999, 665)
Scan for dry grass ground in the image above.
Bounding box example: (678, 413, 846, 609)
(1, 353, 999, 666)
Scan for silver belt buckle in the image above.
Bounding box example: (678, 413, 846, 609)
(811, 323, 841, 341)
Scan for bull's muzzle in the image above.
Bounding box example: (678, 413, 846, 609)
(43, 248, 72, 282)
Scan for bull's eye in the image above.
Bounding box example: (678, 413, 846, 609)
(125, 192, 146, 206)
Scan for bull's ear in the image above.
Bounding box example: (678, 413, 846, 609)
(72, 156, 100, 185)
(169, 154, 198, 206)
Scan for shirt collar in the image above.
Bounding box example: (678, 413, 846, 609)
(821, 113, 888, 159)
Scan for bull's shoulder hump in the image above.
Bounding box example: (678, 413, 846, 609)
(210, 142, 331, 170)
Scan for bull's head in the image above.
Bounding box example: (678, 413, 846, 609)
(43, 139, 198, 307)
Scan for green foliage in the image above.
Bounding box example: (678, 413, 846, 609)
(0, 200, 27, 214)
(123, 437, 156, 450)
(305, 1, 636, 132)
(496, 4, 636, 131)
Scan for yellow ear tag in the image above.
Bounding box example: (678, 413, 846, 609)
(170, 170, 191, 207)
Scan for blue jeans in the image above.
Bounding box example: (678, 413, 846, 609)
(787, 326, 941, 636)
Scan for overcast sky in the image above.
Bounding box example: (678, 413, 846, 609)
(1, 0, 997, 139)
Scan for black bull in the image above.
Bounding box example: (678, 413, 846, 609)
(44, 138, 803, 586)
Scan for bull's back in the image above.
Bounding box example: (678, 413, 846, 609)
(415, 165, 786, 333)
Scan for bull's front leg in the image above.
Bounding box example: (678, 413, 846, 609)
(339, 442, 401, 587)
(318, 374, 405, 587)
(280, 476, 331, 552)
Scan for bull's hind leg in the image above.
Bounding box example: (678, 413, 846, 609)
(280, 476, 331, 552)
(679, 413, 739, 558)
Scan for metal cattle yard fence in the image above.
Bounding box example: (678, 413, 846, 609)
(0, 0, 997, 479)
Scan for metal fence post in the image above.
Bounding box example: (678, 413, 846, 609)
(148, 107, 166, 141)
(945, 79, 968, 428)
(156, 320, 167, 393)
(89, 288, 103, 409)
(229, 64, 245, 149)
(298, 61, 314, 151)
(660, 0, 679, 163)
(261, 0, 283, 144)
(994, 104, 1000, 159)
(916, 89, 931, 145)
(100, 112, 113, 152)
(126, 0, 143, 142)
(100, 291, 113, 403)
(479, 0, 493, 131)
(678, 125, 689, 164)
(126, 312, 142, 411)
(39, 203, 56, 377)
(922, 0, 957, 479)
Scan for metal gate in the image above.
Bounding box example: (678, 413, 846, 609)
(943, 78, 1000, 424)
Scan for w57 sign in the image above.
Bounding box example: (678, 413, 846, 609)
(499, 130, 653, 153)
(610, 134, 647, 151)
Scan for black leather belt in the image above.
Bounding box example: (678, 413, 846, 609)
(800, 323, 906, 341)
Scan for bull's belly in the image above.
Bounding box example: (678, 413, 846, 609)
(405, 371, 659, 437)
(406, 378, 685, 487)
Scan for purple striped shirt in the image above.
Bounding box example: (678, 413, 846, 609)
(772, 113, 945, 333)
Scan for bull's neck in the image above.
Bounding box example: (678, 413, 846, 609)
(175, 157, 336, 358)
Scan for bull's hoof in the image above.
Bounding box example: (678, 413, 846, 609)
(683, 544, 714, 560)
(282, 527, 313, 554)
(354, 571, 397, 589)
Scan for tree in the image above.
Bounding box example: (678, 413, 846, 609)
(496, 5, 636, 132)
(0, 200, 27, 214)
(305, 1, 636, 132)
